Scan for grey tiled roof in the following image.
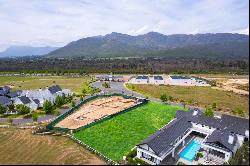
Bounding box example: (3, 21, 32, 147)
(205, 130, 237, 152)
(18, 96, 31, 104)
(170, 76, 191, 79)
(0, 96, 11, 105)
(139, 117, 191, 156)
(6, 92, 18, 98)
(48, 85, 62, 94)
(33, 99, 40, 105)
(0, 90, 4, 96)
(176, 109, 249, 135)
(136, 75, 149, 80)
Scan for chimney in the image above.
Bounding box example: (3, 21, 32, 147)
(228, 134, 234, 144)
(192, 109, 199, 116)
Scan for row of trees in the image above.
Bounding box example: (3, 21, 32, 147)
(42, 95, 74, 114)
(0, 57, 248, 74)
(0, 104, 30, 115)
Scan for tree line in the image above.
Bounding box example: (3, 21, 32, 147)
(0, 57, 248, 74)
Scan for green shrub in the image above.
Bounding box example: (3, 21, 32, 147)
(197, 152, 203, 158)
(203, 106, 214, 117)
(43, 100, 53, 114)
(102, 82, 111, 88)
(126, 148, 137, 158)
(16, 104, 31, 115)
(160, 93, 168, 102)
(134, 158, 149, 165)
(0, 105, 6, 114)
(71, 101, 76, 107)
(55, 96, 64, 108)
(32, 113, 38, 121)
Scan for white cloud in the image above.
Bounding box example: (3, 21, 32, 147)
(231, 27, 249, 35)
(0, 0, 248, 50)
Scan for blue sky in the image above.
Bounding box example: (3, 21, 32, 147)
(0, 0, 249, 51)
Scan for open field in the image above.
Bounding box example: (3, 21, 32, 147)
(55, 96, 137, 129)
(0, 128, 106, 165)
(126, 84, 249, 117)
(74, 102, 185, 161)
(0, 76, 92, 94)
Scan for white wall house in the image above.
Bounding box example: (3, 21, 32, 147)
(14, 96, 39, 111)
(135, 75, 149, 84)
(152, 76, 165, 84)
(136, 109, 249, 165)
(16, 85, 72, 110)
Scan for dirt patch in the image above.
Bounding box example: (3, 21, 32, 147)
(55, 96, 137, 129)
(204, 77, 249, 95)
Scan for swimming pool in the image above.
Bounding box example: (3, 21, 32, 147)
(180, 140, 201, 162)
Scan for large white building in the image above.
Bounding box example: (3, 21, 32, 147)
(137, 109, 249, 165)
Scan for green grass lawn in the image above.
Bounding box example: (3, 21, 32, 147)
(126, 84, 249, 117)
(74, 102, 185, 161)
(0, 76, 92, 94)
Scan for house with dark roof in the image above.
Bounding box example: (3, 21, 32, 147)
(6, 92, 19, 99)
(169, 75, 208, 86)
(0, 96, 12, 107)
(137, 109, 249, 165)
(153, 75, 165, 84)
(135, 75, 149, 84)
(18, 85, 72, 109)
(0, 86, 10, 96)
(14, 96, 39, 111)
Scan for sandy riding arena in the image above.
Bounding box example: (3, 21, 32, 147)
(55, 96, 137, 129)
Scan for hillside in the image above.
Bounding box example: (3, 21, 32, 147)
(47, 32, 249, 58)
(0, 46, 59, 57)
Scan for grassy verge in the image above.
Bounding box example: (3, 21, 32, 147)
(0, 128, 106, 165)
(0, 76, 92, 94)
(74, 102, 185, 161)
(126, 84, 249, 117)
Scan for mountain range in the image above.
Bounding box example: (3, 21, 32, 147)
(0, 46, 58, 58)
(47, 32, 249, 59)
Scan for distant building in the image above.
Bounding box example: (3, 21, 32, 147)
(169, 75, 194, 85)
(96, 75, 125, 82)
(153, 76, 165, 84)
(135, 75, 149, 84)
(137, 109, 249, 165)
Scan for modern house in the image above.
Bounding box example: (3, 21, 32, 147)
(168, 76, 208, 86)
(135, 75, 149, 84)
(137, 109, 249, 165)
(153, 76, 165, 84)
(21, 85, 72, 107)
